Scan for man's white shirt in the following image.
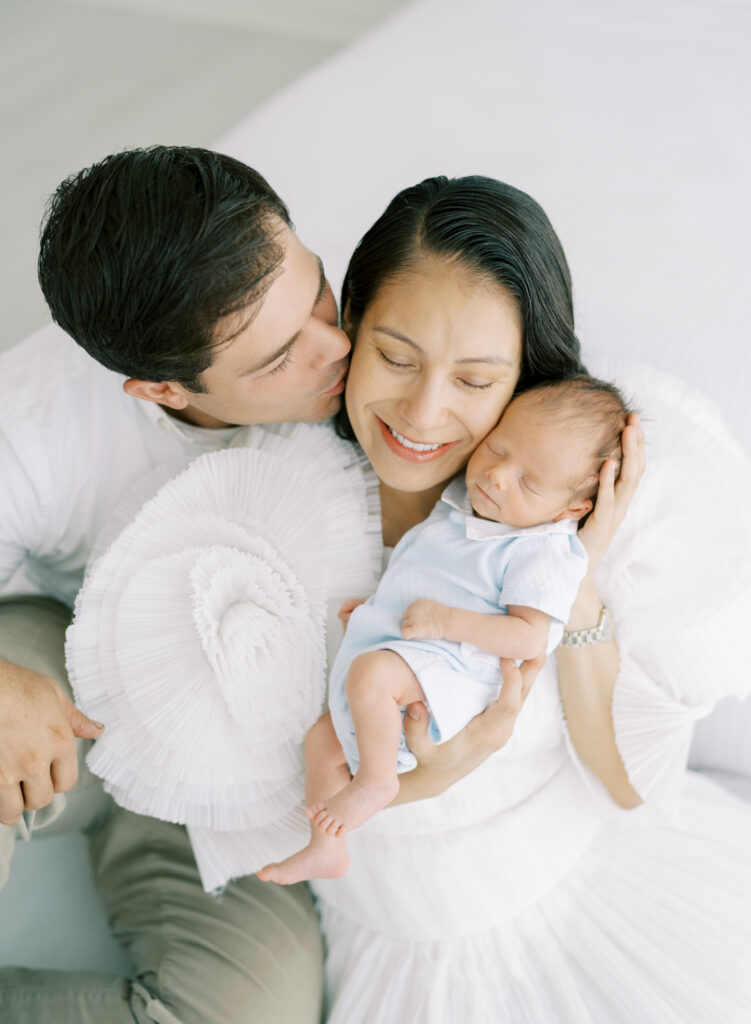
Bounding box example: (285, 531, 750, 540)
(0, 324, 240, 604)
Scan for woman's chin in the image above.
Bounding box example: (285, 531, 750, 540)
(372, 450, 460, 495)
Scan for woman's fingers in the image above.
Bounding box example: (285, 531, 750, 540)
(468, 655, 545, 753)
(402, 701, 433, 761)
(614, 414, 645, 499)
(578, 413, 645, 567)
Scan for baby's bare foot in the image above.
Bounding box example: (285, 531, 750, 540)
(308, 776, 399, 835)
(257, 842, 349, 884)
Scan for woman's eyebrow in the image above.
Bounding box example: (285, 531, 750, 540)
(373, 326, 514, 367)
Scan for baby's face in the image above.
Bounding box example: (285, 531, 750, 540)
(464, 393, 595, 528)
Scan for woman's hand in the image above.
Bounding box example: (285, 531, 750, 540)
(338, 598, 366, 631)
(391, 655, 545, 805)
(578, 413, 645, 573)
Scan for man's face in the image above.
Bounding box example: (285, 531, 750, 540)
(174, 221, 351, 428)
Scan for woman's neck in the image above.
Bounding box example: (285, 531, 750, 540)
(379, 480, 448, 547)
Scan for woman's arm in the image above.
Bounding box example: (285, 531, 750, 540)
(390, 655, 545, 805)
(556, 414, 645, 809)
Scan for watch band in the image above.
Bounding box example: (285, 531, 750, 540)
(560, 606, 613, 648)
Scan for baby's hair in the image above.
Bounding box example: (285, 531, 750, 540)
(518, 375, 634, 501)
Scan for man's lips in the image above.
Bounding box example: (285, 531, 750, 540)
(376, 416, 459, 463)
(322, 366, 347, 396)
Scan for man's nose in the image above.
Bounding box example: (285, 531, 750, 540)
(310, 319, 351, 368)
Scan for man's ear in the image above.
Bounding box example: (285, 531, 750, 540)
(554, 498, 593, 523)
(123, 378, 189, 410)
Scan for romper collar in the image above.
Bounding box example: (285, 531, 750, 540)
(440, 477, 580, 541)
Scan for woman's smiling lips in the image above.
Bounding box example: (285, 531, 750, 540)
(376, 416, 460, 463)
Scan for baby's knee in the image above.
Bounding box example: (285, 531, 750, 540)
(345, 650, 389, 699)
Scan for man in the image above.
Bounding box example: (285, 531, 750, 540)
(0, 146, 350, 1024)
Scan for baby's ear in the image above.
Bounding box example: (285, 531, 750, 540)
(554, 498, 593, 523)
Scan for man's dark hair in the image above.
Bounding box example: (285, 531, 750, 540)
(38, 146, 291, 390)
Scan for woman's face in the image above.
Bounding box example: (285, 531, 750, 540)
(345, 256, 523, 494)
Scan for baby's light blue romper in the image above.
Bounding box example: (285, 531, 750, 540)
(328, 478, 588, 772)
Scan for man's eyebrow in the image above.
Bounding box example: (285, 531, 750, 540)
(373, 326, 515, 367)
(241, 256, 327, 377)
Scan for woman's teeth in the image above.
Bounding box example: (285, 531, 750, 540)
(388, 426, 443, 452)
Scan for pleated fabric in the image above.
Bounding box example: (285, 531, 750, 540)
(66, 421, 381, 891)
(320, 773, 751, 1024)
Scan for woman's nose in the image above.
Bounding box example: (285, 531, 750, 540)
(398, 379, 449, 433)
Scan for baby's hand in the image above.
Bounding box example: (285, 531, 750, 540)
(338, 598, 366, 631)
(402, 600, 451, 640)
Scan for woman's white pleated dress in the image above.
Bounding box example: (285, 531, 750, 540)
(313, 360, 751, 1023)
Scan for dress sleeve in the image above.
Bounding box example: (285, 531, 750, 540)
(580, 359, 751, 810)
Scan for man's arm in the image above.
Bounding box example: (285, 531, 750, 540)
(0, 433, 103, 824)
(401, 599, 549, 661)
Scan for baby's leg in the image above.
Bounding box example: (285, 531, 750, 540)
(258, 713, 351, 884)
(309, 650, 425, 836)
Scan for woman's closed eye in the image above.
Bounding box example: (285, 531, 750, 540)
(377, 348, 414, 369)
(458, 378, 495, 391)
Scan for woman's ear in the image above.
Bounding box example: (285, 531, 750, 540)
(123, 378, 189, 410)
(554, 498, 593, 523)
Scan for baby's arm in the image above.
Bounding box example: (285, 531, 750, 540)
(402, 600, 549, 661)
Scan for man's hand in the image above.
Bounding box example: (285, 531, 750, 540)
(402, 599, 452, 641)
(0, 660, 104, 825)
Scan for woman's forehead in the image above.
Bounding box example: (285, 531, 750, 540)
(366, 259, 522, 362)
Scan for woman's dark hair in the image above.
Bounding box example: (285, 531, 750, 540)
(38, 145, 291, 390)
(337, 175, 585, 437)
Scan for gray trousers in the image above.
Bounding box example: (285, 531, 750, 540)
(0, 597, 324, 1024)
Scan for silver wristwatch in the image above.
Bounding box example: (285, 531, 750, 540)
(559, 606, 613, 648)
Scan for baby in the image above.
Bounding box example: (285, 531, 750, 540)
(259, 375, 629, 884)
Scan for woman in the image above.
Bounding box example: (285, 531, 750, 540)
(306, 176, 751, 1022)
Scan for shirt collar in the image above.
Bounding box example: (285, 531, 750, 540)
(133, 387, 240, 444)
(440, 477, 580, 541)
